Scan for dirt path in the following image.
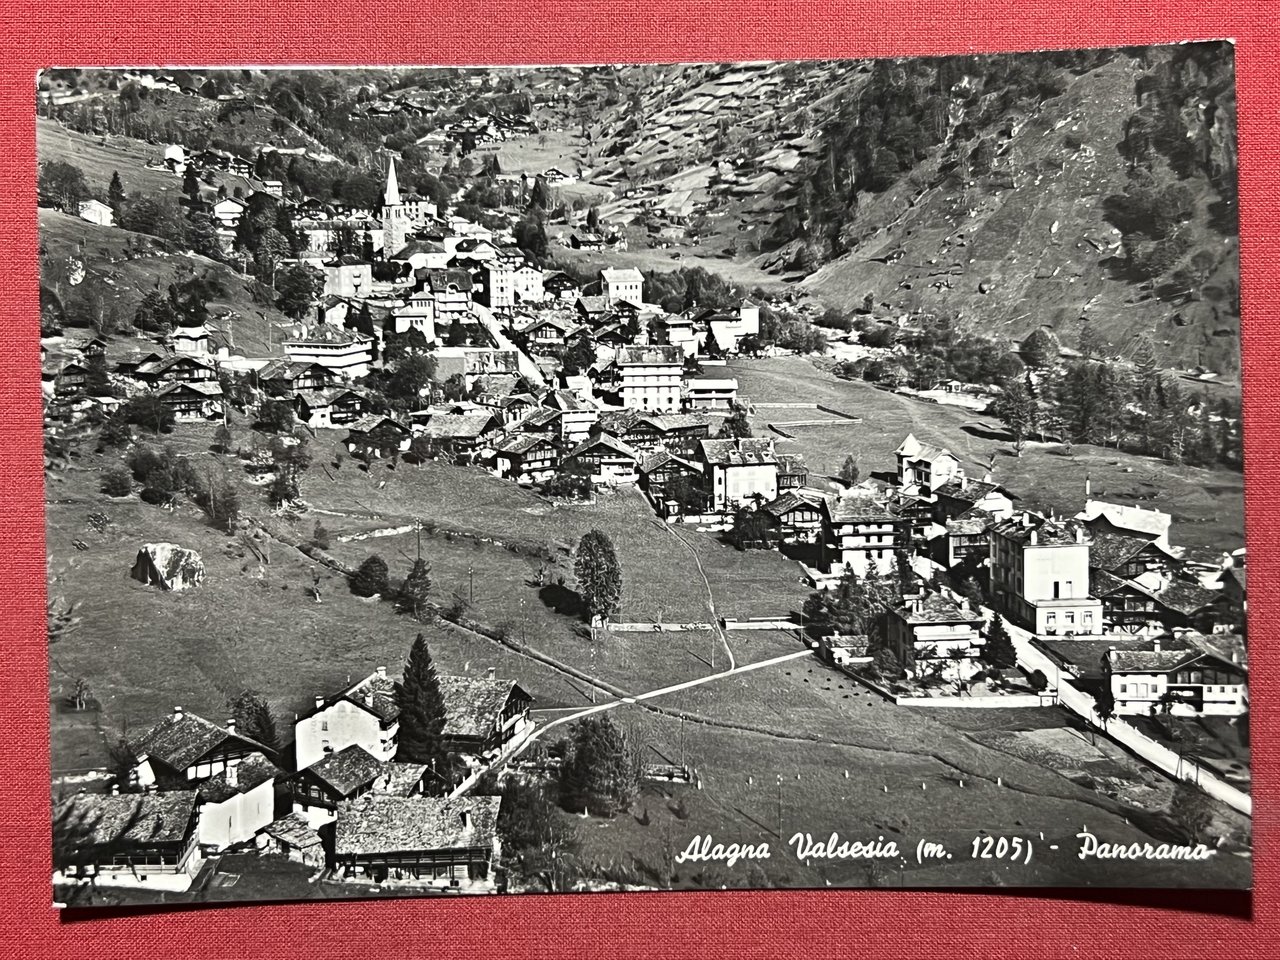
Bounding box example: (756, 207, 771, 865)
(653, 519, 736, 670)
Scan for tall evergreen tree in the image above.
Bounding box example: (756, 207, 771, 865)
(981, 615, 1017, 669)
(398, 558, 433, 619)
(395, 633, 452, 787)
(558, 714, 641, 817)
(574, 529, 623, 625)
(351, 554, 390, 597)
(107, 171, 126, 218)
(225, 689, 280, 753)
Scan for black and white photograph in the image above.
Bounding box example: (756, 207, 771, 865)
(41, 43, 1249, 908)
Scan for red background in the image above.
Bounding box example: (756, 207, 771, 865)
(1, 2, 1276, 955)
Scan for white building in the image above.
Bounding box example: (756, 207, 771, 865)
(601, 267, 644, 307)
(1106, 645, 1247, 717)
(294, 667, 399, 771)
(614, 344, 683, 412)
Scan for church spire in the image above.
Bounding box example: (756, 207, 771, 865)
(384, 156, 401, 207)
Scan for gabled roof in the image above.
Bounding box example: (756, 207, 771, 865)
(263, 811, 323, 849)
(821, 492, 897, 524)
(776, 452, 808, 475)
(991, 513, 1085, 547)
(568, 432, 640, 462)
(334, 795, 501, 856)
(197, 754, 281, 804)
(698, 437, 776, 466)
(1106, 648, 1243, 675)
(933, 477, 1007, 503)
(57, 791, 197, 848)
(438, 676, 529, 739)
(131, 710, 270, 774)
(638, 449, 701, 475)
(345, 414, 410, 436)
(493, 431, 557, 456)
(544, 388, 595, 413)
(1089, 530, 1174, 572)
(1078, 499, 1172, 541)
(1154, 579, 1220, 616)
(761, 490, 823, 518)
(303, 744, 387, 797)
(893, 592, 982, 625)
(416, 413, 500, 440)
(633, 413, 711, 433)
(156, 380, 224, 398)
(601, 267, 644, 284)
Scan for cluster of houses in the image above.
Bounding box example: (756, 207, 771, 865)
(54, 664, 532, 895)
(779, 433, 1249, 713)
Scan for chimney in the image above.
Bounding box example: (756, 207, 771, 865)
(226, 762, 239, 787)
(110, 783, 120, 796)
(1152, 637, 1161, 652)
(173, 705, 184, 722)
(1231, 651, 1239, 664)
(459, 807, 473, 832)
(1075, 526, 1084, 544)
(314, 695, 324, 711)
(1084, 474, 1091, 498)
(1029, 530, 1038, 546)
(487, 666, 497, 681)
(376, 666, 387, 680)
(226, 717, 237, 735)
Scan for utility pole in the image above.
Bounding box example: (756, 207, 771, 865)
(414, 517, 422, 562)
(468, 564, 475, 605)
(776, 774, 783, 839)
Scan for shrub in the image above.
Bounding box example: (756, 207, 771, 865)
(351, 555, 390, 598)
(100, 465, 132, 497)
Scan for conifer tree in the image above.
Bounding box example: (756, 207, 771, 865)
(395, 633, 452, 787)
(575, 529, 622, 625)
(559, 714, 641, 817)
(398, 558, 433, 619)
(107, 171, 126, 217)
(981, 614, 1017, 669)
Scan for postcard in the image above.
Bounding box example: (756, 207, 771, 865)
(43, 43, 1249, 907)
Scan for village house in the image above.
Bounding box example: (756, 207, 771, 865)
(54, 791, 203, 893)
(257, 360, 338, 398)
(1105, 643, 1248, 717)
(289, 744, 404, 828)
(684, 377, 739, 411)
(690, 301, 760, 354)
(512, 262, 545, 303)
(1215, 561, 1247, 631)
(543, 271, 582, 301)
(331, 794, 502, 891)
(613, 344, 684, 412)
(943, 509, 995, 568)
(575, 295, 612, 326)
(412, 412, 503, 462)
(651, 313, 699, 357)
(54, 360, 88, 398)
(542, 389, 600, 444)
(392, 240, 451, 273)
(523, 315, 580, 355)
(295, 667, 399, 771)
(283, 326, 376, 380)
(931, 476, 1015, 525)
(437, 674, 534, 759)
(697, 437, 778, 511)
(887, 592, 987, 682)
(570, 231, 606, 251)
(195, 753, 280, 852)
(170, 323, 212, 357)
(323, 255, 374, 299)
(989, 512, 1103, 636)
(135, 354, 219, 386)
(492, 432, 561, 484)
(156, 380, 225, 422)
(565, 432, 642, 487)
(1078, 499, 1173, 547)
(261, 812, 325, 870)
(622, 412, 711, 456)
(776, 452, 809, 492)
(294, 386, 371, 429)
(128, 707, 275, 788)
(638, 449, 705, 508)
(895, 433, 964, 495)
(433, 346, 519, 385)
(818, 491, 905, 577)
(343, 415, 413, 461)
(761, 490, 825, 542)
(419, 268, 476, 325)
(78, 198, 115, 226)
(600, 267, 644, 306)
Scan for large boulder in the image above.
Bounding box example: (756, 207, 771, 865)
(130, 542, 205, 592)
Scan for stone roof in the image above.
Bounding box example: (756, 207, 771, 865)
(197, 754, 281, 804)
(263, 811, 323, 849)
(946, 510, 994, 536)
(634, 413, 711, 432)
(493, 431, 555, 456)
(1106, 648, 1211, 674)
(568, 432, 640, 462)
(934, 477, 1004, 503)
(372, 762, 429, 797)
(776, 452, 808, 475)
(345, 414, 410, 436)
(991, 513, 1085, 547)
(1154, 578, 1220, 616)
(157, 380, 224, 398)
(1078, 499, 1172, 541)
(438, 676, 525, 739)
(762, 490, 823, 518)
(416, 413, 499, 440)
(822, 492, 896, 524)
(333, 795, 500, 856)
(131, 710, 269, 773)
(893, 593, 982, 625)
(698, 438, 776, 466)
(1088, 530, 1167, 572)
(57, 791, 197, 848)
(304, 744, 387, 796)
